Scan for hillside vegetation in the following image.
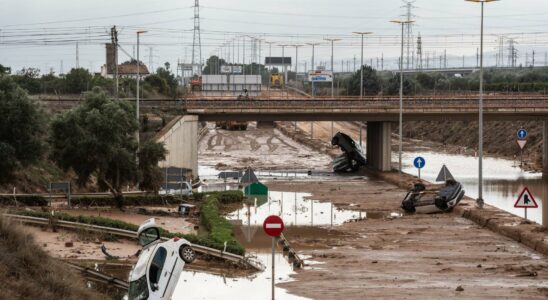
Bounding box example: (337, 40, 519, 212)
(0, 214, 108, 300)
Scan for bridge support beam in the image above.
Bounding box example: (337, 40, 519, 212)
(366, 122, 392, 172)
(155, 115, 199, 178)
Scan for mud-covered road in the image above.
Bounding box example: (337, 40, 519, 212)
(199, 122, 332, 171)
(200, 121, 548, 299)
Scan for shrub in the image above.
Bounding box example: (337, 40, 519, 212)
(71, 194, 177, 207)
(191, 190, 244, 204)
(0, 195, 47, 206)
(198, 196, 245, 255)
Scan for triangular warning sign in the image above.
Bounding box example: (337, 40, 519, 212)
(514, 187, 538, 208)
(435, 164, 455, 182)
(517, 140, 527, 150)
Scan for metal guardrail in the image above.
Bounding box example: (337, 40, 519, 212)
(3, 214, 263, 271)
(65, 262, 129, 290)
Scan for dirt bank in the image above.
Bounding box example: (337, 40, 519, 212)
(271, 180, 548, 299)
(403, 120, 543, 171)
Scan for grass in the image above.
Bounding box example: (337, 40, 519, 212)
(0, 214, 108, 300)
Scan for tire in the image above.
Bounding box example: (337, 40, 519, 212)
(179, 245, 196, 263)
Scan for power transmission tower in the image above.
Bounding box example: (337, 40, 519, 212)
(401, 0, 416, 69)
(417, 33, 423, 70)
(191, 0, 202, 75)
(532, 50, 535, 67)
(507, 39, 518, 67)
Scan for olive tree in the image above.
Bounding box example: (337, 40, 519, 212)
(50, 87, 166, 206)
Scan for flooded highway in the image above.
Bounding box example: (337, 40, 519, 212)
(400, 150, 545, 224)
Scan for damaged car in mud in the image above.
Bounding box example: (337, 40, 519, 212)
(331, 132, 367, 172)
(128, 218, 196, 300)
(401, 180, 465, 213)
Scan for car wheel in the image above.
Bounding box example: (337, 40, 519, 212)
(179, 245, 196, 263)
(401, 200, 416, 213)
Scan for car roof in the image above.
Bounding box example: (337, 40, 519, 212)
(137, 218, 158, 235)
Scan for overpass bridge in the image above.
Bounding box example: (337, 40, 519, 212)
(39, 95, 548, 174)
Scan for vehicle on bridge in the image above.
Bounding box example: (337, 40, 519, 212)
(331, 132, 367, 173)
(128, 218, 195, 300)
(401, 180, 465, 213)
(270, 73, 283, 88)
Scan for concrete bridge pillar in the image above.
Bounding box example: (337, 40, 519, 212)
(366, 121, 392, 172)
(154, 115, 199, 178)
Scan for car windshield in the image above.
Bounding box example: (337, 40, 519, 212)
(128, 275, 149, 300)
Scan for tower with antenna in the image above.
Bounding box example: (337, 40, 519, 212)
(191, 0, 202, 76)
(507, 39, 518, 68)
(401, 0, 416, 70)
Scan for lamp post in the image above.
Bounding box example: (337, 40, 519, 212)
(324, 38, 341, 97)
(265, 41, 275, 95)
(136, 30, 147, 169)
(391, 20, 413, 173)
(306, 42, 320, 138)
(352, 32, 373, 147)
(465, 0, 499, 208)
(289, 44, 303, 130)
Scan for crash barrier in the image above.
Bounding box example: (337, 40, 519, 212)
(278, 233, 304, 268)
(65, 262, 129, 291)
(3, 214, 264, 271)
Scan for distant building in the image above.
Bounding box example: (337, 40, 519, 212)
(101, 43, 149, 79)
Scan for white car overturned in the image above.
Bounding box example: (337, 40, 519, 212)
(128, 219, 196, 300)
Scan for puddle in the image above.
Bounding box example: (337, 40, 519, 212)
(226, 191, 365, 227)
(172, 253, 309, 300)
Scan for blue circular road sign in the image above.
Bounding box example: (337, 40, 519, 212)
(517, 128, 528, 140)
(413, 157, 426, 169)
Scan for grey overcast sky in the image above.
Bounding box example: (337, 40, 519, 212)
(1, 0, 548, 73)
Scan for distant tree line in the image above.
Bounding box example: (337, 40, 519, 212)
(0, 62, 182, 98)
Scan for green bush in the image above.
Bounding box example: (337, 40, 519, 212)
(0, 195, 47, 206)
(71, 194, 177, 207)
(198, 196, 245, 255)
(191, 190, 244, 204)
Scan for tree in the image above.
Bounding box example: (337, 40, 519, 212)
(138, 141, 167, 192)
(0, 76, 47, 182)
(50, 87, 166, 206)
(65, 68, 92, 94)
(345, 65, 381, 96)
(385, 75, 414, 96)
(0, 64, 11, 76)
(202, 55, 226, 74)
(12, 68, 41, 93)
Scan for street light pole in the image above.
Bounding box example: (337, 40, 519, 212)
(352, 32, 373, 147)
(307, 42, 320, 139)
(466, 0, 499, 208)
(136, 30, 147, 169)
(391, 20, 413, 173)
(324, 38, 341, 98)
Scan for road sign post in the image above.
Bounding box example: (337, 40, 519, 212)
(263, 215, 285, 300)
(517, 129, 528, 168)
(514, 187, 538, 221)
(413, 157, 426, 180)
(517, 139, 527, 168)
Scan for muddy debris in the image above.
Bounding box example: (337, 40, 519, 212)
(456, 286, 464, 292)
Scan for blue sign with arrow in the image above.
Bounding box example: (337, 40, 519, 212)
(517, 128, 528, 140)
(413, 157, 426, 169)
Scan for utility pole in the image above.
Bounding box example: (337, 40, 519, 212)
(76, 42, 79, 68)
(136, 30, 147, 170)
(391, 19, 414, 173)
(417, 33, 423, 70)
(401, 1, 416, 70)
(149, 47, 153, 74)
(324, 38, 341, 98)
(353, 55, 356, 72)
(191, 0, 202, 75)
(111, 26, 119, 98)
(307, 42, 320, 97)
(353, 32, 372, 147)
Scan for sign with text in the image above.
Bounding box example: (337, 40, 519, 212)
(308, 70, 333, 82)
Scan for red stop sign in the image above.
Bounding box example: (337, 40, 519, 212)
(263, 215, 284, 237)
